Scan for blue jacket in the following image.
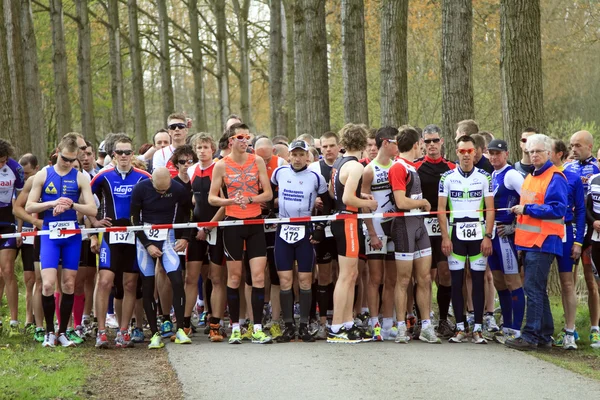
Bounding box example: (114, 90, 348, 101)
(560, 166, 585, 245)
(517, 160, 569, 256)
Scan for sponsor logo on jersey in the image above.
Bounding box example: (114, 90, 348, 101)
(114, 185, 134, 194)
(45, 182, 57, 195)
(0, 180, 12, 187)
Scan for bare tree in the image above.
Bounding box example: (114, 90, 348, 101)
(501, 0, 544, 162)
(127, 0, 147, 146)
(269, 0, 286, 137)
(0, 0, 13, 143)
(108, 0, 125, 132)
(49, 0, 72, 137)
(76, 0, 96, 144)
(341, 0, 368, 125)
(233, 0, 253, 128)
(442, 0, 474, 156)
(157, 0, 174, 122)
(187, 0, 207, 132)
(283, 0, 295, 139)
(213, 0, 230, 130)
(294, 0, 330, 137)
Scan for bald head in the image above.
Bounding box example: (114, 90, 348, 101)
(273, 143, 289, 161)
(570, 130, 594, 161)
(255, 137, 274, 161)
(254, 137, 273, 149)
(152, 167, 172, 192)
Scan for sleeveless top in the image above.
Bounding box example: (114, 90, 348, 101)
(223, 154, 261, 219)
(41, 166, 80, 224)
(332, 156, 361, 213)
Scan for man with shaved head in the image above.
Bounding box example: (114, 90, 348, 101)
(274, 143, 289, 161)
(565, 130, 600, 347)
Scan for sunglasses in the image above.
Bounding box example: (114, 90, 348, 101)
(528, 149, 546, 155)
(520, 138, 527, 143)
(235, 134, 250, 141)
(60, 154, 78, 163)
(177, 159, 194, 165)
(114, 150, 133, 156)
(424, 138, 441, 144)
(168, 123, 187, 130)
(386, 139, 397, 144)
(458, 148, 475, 155)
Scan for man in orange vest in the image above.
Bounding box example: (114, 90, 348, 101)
(506, 134, 568, 351)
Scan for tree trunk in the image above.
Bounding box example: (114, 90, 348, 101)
(294, 0, 330, 137)
(283, 0, 295, 139)
(269, 0, 286, 137)
(442, 0, 474, 158)
(108, 0, 124, 133)
(157, 0, 174, 123)
(213, 0, 230, 131)
(0, 0, 13, 144)
(380, 0, 408, 127)
(49, 0, 72, 137)
(127, 0, 147, 146)
(501, 0, 544, 163)
(341, 0, 368, 125)
(233, 0, 253, 129)
(20, 0, 47, 162)
(76, 0, 96, 144)
(187, 0, 207, 132)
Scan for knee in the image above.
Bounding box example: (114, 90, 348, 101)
(42, 282, 54, 295)
(184, 272, 198, 287)
(251, 275, 265, 288)
(228, 274, 241, 288)
(560, 278, 574, 295)
(97, 277, 113, 293)
(123, 279, 137, 294)
(279, 276, 292, 290)
(62, 280, 75, 294)
(211, 273, 222, 286)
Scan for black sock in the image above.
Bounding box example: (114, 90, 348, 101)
(450, 270, 465, 325)
(142, 276, 158, 334)
(206, 278, 213, 315)
(280, 289, 294, 324)
(471, 270, 485, 325)
(316, 285, 328, 320)
(485, 311, 494, 317)
(59, 293, 74, 334)
(437, 284, 452, 321)
(300, 288, 311, 325)
(251, 287, 265, 325)
(184, 317, 192, 329)
(42, 294, 55, 333)
(227, 286, 240, 324)
(163, 314, 171, 322)
(309, 283, 317, 320)
(167, 270, 186, 330)
(209, 316, 220, 325)
(326, 283, 334, 320)
(378, 284, 383, 314)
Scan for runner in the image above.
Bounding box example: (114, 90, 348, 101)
(153, 113, 190, 176)
(514, 128, 538, 177)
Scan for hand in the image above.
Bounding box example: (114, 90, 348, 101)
(53, 204, 68, 216)
(481, 237, 493, 257)
(511, 205, 525, 215)
(55, 197, 73, 207)
(571, 244, 582, 260)
(369, 234, 383, 250)
(196, 228, 207, 241)
(366, 199, 378, 212)
(314, 197, 324, 211)
(441, 237, 453, 257)
(421, 199, 431, 212)
(16, 236, 22, 248)
(497, 224, 506, 237)
(93, 218, 112, 228)
(174, 239, 188, 253)
(594, 220, 600, 233)
(90, 236, 100, 254)
(361, 193, 374, 200)
(147, 244, 163, 258)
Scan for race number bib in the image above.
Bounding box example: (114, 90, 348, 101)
(456, 221, 483, 241)
(425, 218, 441, 237)
(205, 228, 217, 245)
(22, 227, 34, 245)
(365, 235, 388, 255)
(264, 224, 277, 233)
(325, 225, 333, 238)
(176, 247, 187, 256)
(144, 224, 168, 242)
(110, 231, 135, 245)
(491, 222, 497, 240)
(49, 221, 76, 240)
(279, 224, 305, 244)
(592, 229, 600, 242)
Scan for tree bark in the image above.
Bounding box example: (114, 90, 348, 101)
(341, 0, 368, 125)
(20, 0, 47, 162)
(76, 0, 96, 144)
(501, 0, 544, 163)
(157, 0, 174, 123)
(380, 0, 408, 127)
(294, 0, 330, 137)
(442, 0, 474, 158)
(213, 0, 230, 131)
(269, 0, 286, 137)
(187, 0, 207, 132)
(127, 0, 147, 146)
(233, 0, 253, 129)
(108, 0, 125, 133)
(283, 0, 295, 139)
(49, 0, 72, 137)
(0, 0, 14, 145)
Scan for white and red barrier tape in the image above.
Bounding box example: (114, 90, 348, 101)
(0, 208, 512, 240)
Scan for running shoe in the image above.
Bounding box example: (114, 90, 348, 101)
(563, 333, 577, 350)
(394, 325, 411, 344)
(190, 310, 200, 328)
(484, 314, 500, 332)
(350, 325, 372, 342)
(57, 333, 76, 347)
(25, 323, 35, 336)
(66, 328, 84, 345)
(449, 330, 467, 343)
(241, 323, 254, 341)
(406, 315, 417, 332)
(372, 323, 383, 342)
(419, 325, 442, 344)
(74, 325, 86, 341)
(315, 325, 327, 340)
(436, 319, 455, 339)
(471, 330, 488, 344)
(43, 332, 57, 348)
(327, 326, 361, 344)
(148, 332, 165, 349)
(381, 327, 397, 341)
(229, 328, 242, 344)
(355, 312, 370, 327)
(175, 328, 192, 344)
(466, 313, 475, 333)
(293, 303, 301, 319)
(34, 328, 45, 343)
(591, 329, 600, 349)
(199, 311, 207, 328)
(183, 327, 193, 337)
(209, 323, 224, 342)
(131, 328, 145, 343)
(106, 314, 119, 329)
(8, 322, 19, 337)
(160, 320, 174, 338)
(270, 322, 283, 340)
(252, 328, 273, 344)
(277, 325, 296, 343)
(299, 324, 315, 342)
(554, 330, 567, 347)
(95, 331, 109, 349)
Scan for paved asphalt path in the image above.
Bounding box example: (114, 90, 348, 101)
(167, 338, 600, 399)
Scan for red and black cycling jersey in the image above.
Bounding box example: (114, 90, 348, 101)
(414, 155, 455, 210)
(190, 162, 220, 222)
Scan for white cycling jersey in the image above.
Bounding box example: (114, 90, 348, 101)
(439, 166, 492, 223)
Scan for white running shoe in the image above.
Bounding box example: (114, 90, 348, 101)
(484, 314, 500, 332)
(57, 333, 76, 347)
(563, 333, 577, 350)
(106, 314, 119, 329)
(394, 325, 410, 344)
(419, 325, 442, 344)
(42, 332, 57, 348)
(471, 330, 488, 344)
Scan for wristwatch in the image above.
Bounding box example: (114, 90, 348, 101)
(484, 233, 493, 239)
(248, 197, 254, 204)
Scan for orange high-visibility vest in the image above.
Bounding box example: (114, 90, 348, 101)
(515, 165, 565, 248)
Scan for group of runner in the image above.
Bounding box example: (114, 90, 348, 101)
(1, 114, 599, 351)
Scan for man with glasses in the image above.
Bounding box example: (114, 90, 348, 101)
(506, 134, 568, 350)
(153, 113, 189, 177)
(209, 123, 274, 344)
(89, 137, 151, 348)
(514, 127, 538, 177)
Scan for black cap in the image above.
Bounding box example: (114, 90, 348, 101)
(488, 139, 508, 152)
(289, 140, 309, 151)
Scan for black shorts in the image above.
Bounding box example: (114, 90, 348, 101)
(79, 240, 97, 267)
(222, 217, 267, 262)
(331, 218, 362, 258)
(99, 235, 137, 274)
(316, 236, 337, 264)
(20, 244, 35, 272)
(187, 228, 224, 265)
(245, 232, 277, 287)
(429, 236, 447, 268)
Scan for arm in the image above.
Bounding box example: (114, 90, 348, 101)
(438, 195, 452, 257)
(341, 162, 376, 210)
(524, 174, 568, 219)
(484, 196, 495, 235)
(251, 157, 273, 204)
(175, 190, 193, 242)
(73, 172, 99, 217)
(14, 177, 42, 228)
(361, 166, 378, 237)
(573, 178, 586, 245)
(208, 162, 237, 207)
(130, 189, 151, 248)
(25, 169, 56, 214)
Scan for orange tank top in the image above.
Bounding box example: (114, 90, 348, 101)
(223, 154, 262, 219)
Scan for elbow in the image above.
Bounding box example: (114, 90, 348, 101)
(24, 203, 33, 214)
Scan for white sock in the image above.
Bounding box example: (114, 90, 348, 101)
(474, 323, 482, 332)
(397, 321, 406, 329)
(513, 329, 521, 338)
(196, 298, 204, 307)
(232, 323, 240, 330)
(456, 322, 465, 331)
(407, 313, 415, 319)
(331, 323, 343, 333)
(369, 317, 379, 327)
(592, 326, 599, 332)
(10, 320, 18, 326)
(253, 324, 262, 332)
(239, 318, 246, 326)
(422, 319, 431, 329)
(343, 321, 354, 330)
(382, 318, 393, 330)
(361, 307, 369, 314)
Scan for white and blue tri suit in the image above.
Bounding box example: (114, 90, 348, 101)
(0, 158, 24, 249)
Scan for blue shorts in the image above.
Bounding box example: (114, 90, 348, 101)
(488, 230, 519, 275)
(556, 223, 576, 273)
(40, 225, 82, 271)
(274, 224, 315, 274)
(0, 238, 17, 250)
(99, 235, 138, 274)
(135, 230, 180, 277)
